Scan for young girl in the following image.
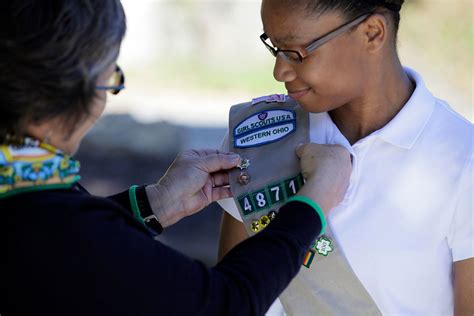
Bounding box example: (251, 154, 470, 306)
(218, 0, 473, 314)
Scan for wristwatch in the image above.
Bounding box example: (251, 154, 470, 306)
(134, 185, 164, 235)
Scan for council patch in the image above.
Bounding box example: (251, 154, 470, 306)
(233, 109, 296, 148)
(234, 123, 295, 148)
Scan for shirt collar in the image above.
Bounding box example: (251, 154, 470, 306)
(373, 67, 436, 149)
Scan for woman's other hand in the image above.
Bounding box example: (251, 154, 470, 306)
(145, 149, 241, 228)
(296, 143, 352, 216)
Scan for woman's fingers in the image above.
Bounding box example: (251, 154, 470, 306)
(211, 186, 233, 201)
(210, 172, 229, 187)
(295, 143, 306, 158)
(199, 152, 241, 174)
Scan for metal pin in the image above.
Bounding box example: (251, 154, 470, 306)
(238, 158, 250, 170)
(267, 211, 277, 221)
(259, 215, 270, 227)
(238, 171, 250, 185)
(251, 220, 260, 233)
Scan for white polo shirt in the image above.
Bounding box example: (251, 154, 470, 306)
(219, 68, 473, 315)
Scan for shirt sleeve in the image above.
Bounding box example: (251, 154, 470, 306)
(216, 131, 243, 222)
(16, 196, 321, 315)
(107, 190, 132, 211)
(447, 156, 474, 262)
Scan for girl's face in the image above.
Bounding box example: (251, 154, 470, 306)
(261, 1, 371, 113)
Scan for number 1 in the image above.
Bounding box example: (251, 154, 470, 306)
(289, 180, 296, 194)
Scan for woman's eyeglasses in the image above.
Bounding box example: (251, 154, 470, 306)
(260, 13, 372, 64)
(96, 65, 125, 95)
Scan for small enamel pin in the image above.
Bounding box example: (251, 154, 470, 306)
(259, 215, 270, 228)
(267, 210, 277, 221)
(315, 236, 334, 256)
(250, 220, 260, 233)
(238, 158, 250, 170)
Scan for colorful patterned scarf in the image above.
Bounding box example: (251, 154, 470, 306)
(0, 137, 80, 199)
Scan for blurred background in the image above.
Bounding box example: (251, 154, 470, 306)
(76, 0, 473, 267)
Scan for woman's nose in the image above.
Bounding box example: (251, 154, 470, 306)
(273, 55, 297, 83)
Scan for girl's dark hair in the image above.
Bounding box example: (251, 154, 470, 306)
(0, 0, 127, 142)
(301, 0, 404, 37)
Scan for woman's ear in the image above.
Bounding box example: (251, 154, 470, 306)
(363, 13, 388, 53)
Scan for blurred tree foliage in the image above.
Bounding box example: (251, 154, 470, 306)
(399, 0, 472, 100)
(144, 0, 472, 99)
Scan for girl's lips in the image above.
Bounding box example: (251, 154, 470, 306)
(287, 88, 311, 100)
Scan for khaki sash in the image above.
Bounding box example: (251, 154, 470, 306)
(228, 96, 309, 235)
(228, 96, 382, 315)
(279, 224, 381, 315)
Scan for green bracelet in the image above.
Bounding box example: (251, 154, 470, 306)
(128, 185, 145, 226)
(286, 195, 327, 236)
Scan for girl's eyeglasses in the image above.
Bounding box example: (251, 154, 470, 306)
(260, 13, 372, 64)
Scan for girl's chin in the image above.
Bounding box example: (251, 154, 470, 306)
(296, 98, 334, 114)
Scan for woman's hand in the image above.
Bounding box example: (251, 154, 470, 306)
(296, 143, 352, 215)
(145, 149, 241, 228)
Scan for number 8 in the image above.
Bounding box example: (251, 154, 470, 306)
(256, 193, 266, 208)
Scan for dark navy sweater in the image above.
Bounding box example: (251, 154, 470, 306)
(1, 184, 322, 316)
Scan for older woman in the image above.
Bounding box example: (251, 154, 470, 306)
(0, 1, 352, 315)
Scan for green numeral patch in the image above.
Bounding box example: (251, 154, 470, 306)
(252, 189, 270, 211)
(237, 174, 304, 217)
(284, 177, 300, 198)
(268, 183, 284, 204)
(238, 194, 255, 216)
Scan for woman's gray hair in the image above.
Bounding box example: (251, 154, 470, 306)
(0, 0, 127, 142)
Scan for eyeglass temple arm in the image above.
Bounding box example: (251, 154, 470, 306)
(305, 13, 371, 53)
(96, 84, 125, 90)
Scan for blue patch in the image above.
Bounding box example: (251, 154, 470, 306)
(234, 109, 296, 137)
(233, 122, 296, 148)
(233, 109, 296, 148)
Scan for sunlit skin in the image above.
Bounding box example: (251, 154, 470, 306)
(25, 63, 116, 155)
(261, 0, 414, 144)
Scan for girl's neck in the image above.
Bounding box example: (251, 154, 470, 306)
(329, 60, 415, 145)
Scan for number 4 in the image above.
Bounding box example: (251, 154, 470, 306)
(244, 197, 252, 212)
(239, 194, 255, 216)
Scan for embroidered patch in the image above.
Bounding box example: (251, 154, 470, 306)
(233, 109, 296, 148)
(315, 236, 334, 256)
(252, 189, 270, 211)
(234, 109, 295, 137)
(238, 194, 255, 216)
(237, 174, 304, 217)
(303, 250, 316, 268)
(234, 123, 295, 148)
(251, 94, 287, 105)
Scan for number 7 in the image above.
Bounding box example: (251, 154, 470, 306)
(270, 186, 280, 201)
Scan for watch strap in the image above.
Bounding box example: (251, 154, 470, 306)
(129, 185, 163, 235)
